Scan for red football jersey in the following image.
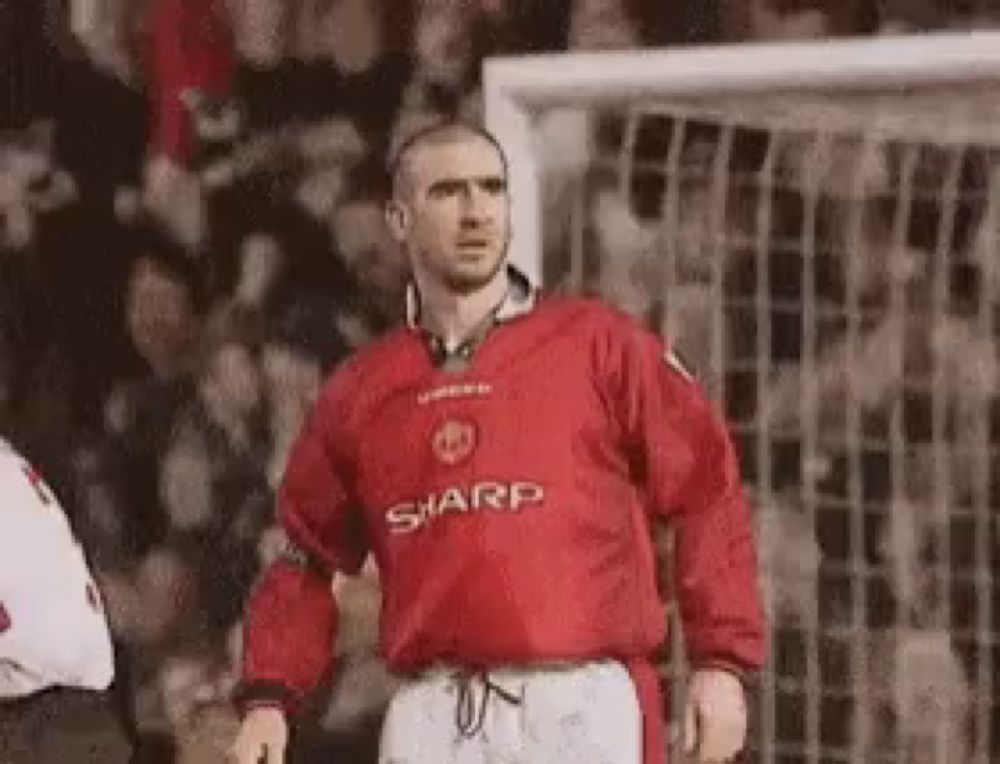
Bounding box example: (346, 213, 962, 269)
(240, 296, 765, 760)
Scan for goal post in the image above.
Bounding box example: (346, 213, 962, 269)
(485, 31, 1000, 284)
(485, 31, 1000, 764)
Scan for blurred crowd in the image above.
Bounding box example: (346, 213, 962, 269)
(2, 0, 1000, 761)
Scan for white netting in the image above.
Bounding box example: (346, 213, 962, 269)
(532, 88, 1000, 763)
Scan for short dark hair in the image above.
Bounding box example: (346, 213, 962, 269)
(387, 120, 508, 199)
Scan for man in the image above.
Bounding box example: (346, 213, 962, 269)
(231, 121, 765, 764)
(0, 437, 132, 762)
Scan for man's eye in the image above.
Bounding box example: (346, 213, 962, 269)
(429, 182, 463, 198)
(481, 179, 507, 194)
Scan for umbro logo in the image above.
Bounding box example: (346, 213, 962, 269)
(417, 382, 492, 406)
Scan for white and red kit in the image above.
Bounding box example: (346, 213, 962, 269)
(239, 291, 766, 763)
(0, 439, 115, 698)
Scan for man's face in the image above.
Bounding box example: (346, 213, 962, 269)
(388, 134, 510, 294)
(126, 257, 195, 370)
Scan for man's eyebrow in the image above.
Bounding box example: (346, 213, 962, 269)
(426, 175, 507, 194)
(478, 176, 507, 189)
(426, 178, 466, 194)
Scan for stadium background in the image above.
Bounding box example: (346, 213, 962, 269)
(2, 1, 999, 761)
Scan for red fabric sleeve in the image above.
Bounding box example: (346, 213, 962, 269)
(277, 383, 368, 577)
(601, 312, 766, 673)
(238, 560, 339, 715)
(237, 377, 368, 715)
(669, 396, 766, 671)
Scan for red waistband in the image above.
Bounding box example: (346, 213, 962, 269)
(625, 657, 669, 764)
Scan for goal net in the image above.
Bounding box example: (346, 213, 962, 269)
(485, 32, 1000, 763)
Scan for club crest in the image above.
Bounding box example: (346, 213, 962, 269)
(432, 419, 478, 466)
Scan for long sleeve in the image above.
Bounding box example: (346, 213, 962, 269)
(237, 376, 368, 715)
(600, 312, 766, 673)
(668, 391, 766, 671)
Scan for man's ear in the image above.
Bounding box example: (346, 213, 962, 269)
(384, 199, 408, 243)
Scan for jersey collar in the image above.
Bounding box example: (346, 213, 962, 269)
(405, 264, 537, 332)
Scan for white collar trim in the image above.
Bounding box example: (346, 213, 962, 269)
(405, 265, 536, 331)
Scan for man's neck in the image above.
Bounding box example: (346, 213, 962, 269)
(415, 268, 509, 349)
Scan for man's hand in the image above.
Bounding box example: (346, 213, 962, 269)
(683, 667, 748, 763)
(229, 706, 289, 764)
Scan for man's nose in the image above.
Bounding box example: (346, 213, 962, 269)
(460, 187, 490, 227)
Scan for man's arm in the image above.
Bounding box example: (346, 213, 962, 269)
(600, 312, 766, 672)
(666, 386, 765, 675)
(599, 311, 765, 762)
(598, 308, 765, 764)
(662, 392, 763, 762)
(231, 377, 368, 762)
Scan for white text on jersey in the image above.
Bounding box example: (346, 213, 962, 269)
(385, 481, 544, 534)
(417, 382, 493, 406)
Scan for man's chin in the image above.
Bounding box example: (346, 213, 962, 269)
(441, 262, 505, 294)
(442, 273, 495, 295)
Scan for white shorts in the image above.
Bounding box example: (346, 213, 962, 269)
(379, 660, 642, 764)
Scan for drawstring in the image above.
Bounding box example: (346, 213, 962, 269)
(453, 669, 523, 738)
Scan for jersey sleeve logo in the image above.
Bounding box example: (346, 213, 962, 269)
(432, 419, 479, 466)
